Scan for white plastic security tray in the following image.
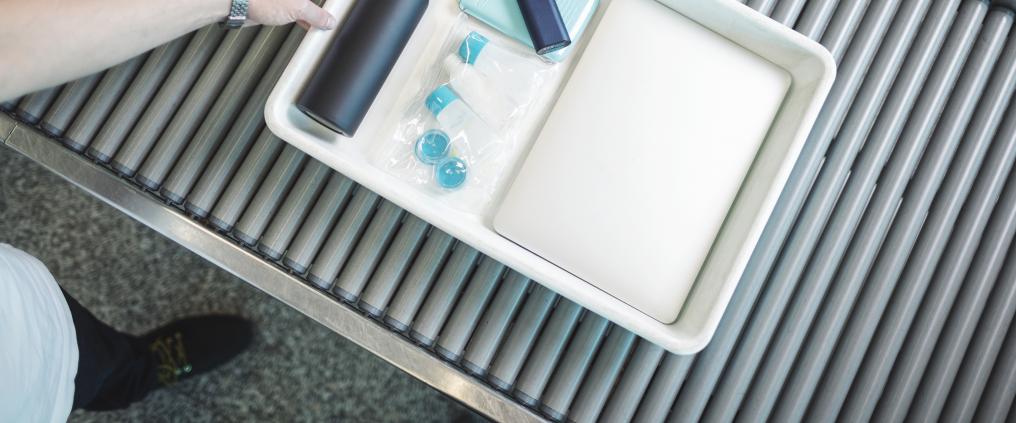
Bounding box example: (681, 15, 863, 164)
(266, 0, 835, 354)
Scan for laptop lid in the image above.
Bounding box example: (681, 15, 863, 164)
(493, 0, 790, 323)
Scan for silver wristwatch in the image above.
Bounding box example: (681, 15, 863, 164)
(223, 0, 249, 29)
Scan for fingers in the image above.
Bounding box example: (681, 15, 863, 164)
(297, 1, 337, 30)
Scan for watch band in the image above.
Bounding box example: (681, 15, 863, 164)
(223, 0, 249, 29)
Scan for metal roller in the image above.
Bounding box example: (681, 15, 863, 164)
(513, 300, 582, 407)
(434, 258, 507, 362)
(0, 97, 21, 112)
(160, 25, 291, 203)
(923, 229, 1016, 422)
(903, 29, 1016, 423)
(566, 328, 637, 423)
(460, 272, 531, 376)
(940, 269, 1016, 422)
(733, 1, 930, 420)
(971, 288, 1016, 423)
(818, 0, 870, 63)
(770, 1, 962, 419)
(663, 1, 864, 418)
(182, 26, 307, 217)
(746, 0, 777, 16)
(39, 72, 103, 138)
(670, 1, 883, 419)
(811, 2, 991, 420)
(718, 0, 912, 417)
(835, 3, 996, 419)
(306, 187, 380, 290)
(929, 84, 1016, 307)
(486, 286, 558, 390)
(282, 173, 356, 274)
(599, 340, 666, 423)
(538, 314, 610, 421)
(184, 121, 265, 219)
(15, 86, 62, 124)
(669, 14, 872, 417)
(63, 54, 147, 152)
(939, 120, 1016, 423)
(207, 129, 284, 232)
(85, 33, 194, 163)
(332, 201, 405, 301)
(232, 147, 308, 246)
(871, 9, 1011, 422)
(751, 0, 875, 293)
(257, 161, 332, 260)
(769, 0, 808, 26)
(635, 353, 692, 423)
(358, 215, 431, 317)
(794, 0, 840, 40)
(109, 26, 227, 176)
(135, 27, 259, 190)
(383, 229, 455, 332)
(407, 243, 481, 347)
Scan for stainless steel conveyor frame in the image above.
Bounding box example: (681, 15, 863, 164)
(5, 1, 1016, 422)
(0, 117, 545, 423)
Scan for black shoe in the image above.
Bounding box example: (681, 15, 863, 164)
(140, 315, 254, 387)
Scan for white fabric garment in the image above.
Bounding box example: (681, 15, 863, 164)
(0, 244, 77, 423)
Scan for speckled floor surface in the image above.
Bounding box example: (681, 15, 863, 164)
(0, 142, 480, 422)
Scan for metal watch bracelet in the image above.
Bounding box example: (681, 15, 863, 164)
(223, 0, 249, 29)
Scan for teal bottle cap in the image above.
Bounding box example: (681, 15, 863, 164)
(415, 130, 451, 164)
(458, 31, 490, 65)
(435, 157, 468, 190)
(425, 84, 459, 117)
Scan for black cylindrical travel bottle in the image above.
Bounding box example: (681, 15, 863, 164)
(297, 0, 428, 137)
(516, 0, 571, 55)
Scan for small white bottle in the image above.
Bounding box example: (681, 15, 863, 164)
(457, 31, 544, 105)
(425, 83, 505, 191)
(443, 55, 517, 129)
(425, 84, 500, 153)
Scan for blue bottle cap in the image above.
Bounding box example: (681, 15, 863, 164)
(435, 157, 468, 190)
(458, 31, 489, 65)
(425, 84, 459, 117)
(415, 130, 451, 165)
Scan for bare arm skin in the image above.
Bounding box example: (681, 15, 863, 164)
(0, 0, 335, 101)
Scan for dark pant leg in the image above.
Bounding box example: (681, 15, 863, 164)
(64, 290, 156, 411)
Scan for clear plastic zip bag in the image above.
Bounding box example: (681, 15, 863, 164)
(375, 15, 559, 215)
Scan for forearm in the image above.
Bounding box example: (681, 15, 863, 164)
(0, 0, 230, 101)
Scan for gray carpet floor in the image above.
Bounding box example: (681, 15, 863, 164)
(0, 142, 478, 422)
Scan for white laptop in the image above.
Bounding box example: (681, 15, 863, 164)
(493, 0, 791, 323)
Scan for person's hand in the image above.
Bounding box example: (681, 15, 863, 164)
(248, 0, 337, 30)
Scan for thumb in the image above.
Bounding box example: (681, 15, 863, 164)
(297, 1, 337, 30)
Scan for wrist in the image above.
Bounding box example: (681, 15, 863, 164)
(201, 0, 235, 26)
